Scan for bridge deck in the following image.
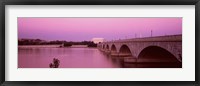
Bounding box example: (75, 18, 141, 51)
(105, 34, 182, 43)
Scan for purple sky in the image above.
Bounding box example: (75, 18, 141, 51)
(18, 17, 182, 41)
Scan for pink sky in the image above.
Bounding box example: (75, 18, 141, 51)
(18, 17, 182, 41)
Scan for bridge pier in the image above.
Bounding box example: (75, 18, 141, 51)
(110, 51, 118, 57)
(100, 49, 111, 54)
(118, 53, 132, 57)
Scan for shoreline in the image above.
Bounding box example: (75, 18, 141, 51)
(18, 45, 97, 48)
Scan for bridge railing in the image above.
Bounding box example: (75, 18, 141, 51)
(102, 34, 182, 43)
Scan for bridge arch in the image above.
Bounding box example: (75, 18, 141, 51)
(110, 44, 118, 56)
(106, 44, 109, 50)
(137, 46, 181, 67)
(111, 44, 117, 52)
(118, 44, 132, 57)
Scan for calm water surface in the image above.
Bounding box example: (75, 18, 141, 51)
(18, 47, 122, 68)
(18, 46, 182, 68)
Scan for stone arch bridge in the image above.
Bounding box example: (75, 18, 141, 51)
(97, 35, 182, 63)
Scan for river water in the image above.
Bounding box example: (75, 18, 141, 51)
(18, 46, 182, 68)
(18, 47, 123, 68)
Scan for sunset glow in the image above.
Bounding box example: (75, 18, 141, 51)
(18, 17, 182, 41)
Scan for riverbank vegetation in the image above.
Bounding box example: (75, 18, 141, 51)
(18, 39, 97, 47)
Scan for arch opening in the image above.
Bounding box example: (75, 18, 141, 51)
(106, 45, 109, 50)
(111, 44, 117, 52)
(138, 46, 181, 68)
(118, 45, 132, 57)
(110, 44, 118, 56)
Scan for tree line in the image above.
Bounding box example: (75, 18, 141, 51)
(18, 39, 97, 47)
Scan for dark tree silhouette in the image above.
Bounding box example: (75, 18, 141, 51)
(49, 58, 60, 68)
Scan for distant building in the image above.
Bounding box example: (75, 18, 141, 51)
(91, 38, 105, 44)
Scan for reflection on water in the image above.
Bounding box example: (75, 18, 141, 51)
(18, 47, 181, 68)
(18, 47, 122, 68)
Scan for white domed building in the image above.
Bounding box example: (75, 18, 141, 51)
(91, 38, 105, 44)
